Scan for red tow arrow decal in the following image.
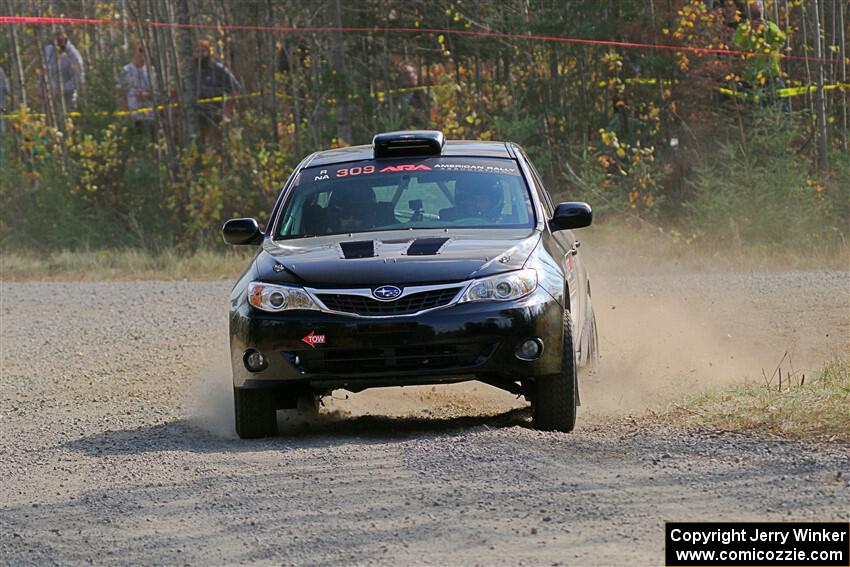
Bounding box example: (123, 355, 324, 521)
(301, 331, 326, 348)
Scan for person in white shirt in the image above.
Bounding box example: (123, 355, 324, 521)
(44, 28, 84, 112)
(117, 43, 156, 136)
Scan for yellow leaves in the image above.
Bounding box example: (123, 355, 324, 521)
(464, 112, 482, 126)
(67, 122, 126, 196)
(805, 178, 827, 195)
(595, 127, 660, 211)
(646, 106, 661, 122)
(601, 51, 623, 73)
(598, 128, 619, 148)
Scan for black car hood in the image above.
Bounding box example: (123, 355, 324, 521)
(256, 228, 540, 286)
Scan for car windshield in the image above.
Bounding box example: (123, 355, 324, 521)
(275, 157, 534, 239)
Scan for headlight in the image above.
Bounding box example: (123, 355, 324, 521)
(247, 282, 319, 312)
(459, 269, 537, 303)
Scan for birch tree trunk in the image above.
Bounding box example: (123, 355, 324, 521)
(6, 0, 28, 108)
(811, 0, 830, 172)
(176, 0, 198, 145)
(267, 0, 279, 143)
(838, 0, 848, 152)
(329, 0, 351, 144)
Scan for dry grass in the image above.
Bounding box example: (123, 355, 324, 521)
(662, 358, 850, 442)
(1, 248, 254, 281)
(2, 220, 847, 282)
(583, 221, 850, 274)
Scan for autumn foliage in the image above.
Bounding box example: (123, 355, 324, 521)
(0, 0, 847, 251)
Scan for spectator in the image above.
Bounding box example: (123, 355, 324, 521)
(117, 43, 156, 137)
(191, 40, 241, 145)
(44, 28, 85, 112)
(734, 1, 786, 103)
(607, 95, 644, 145)
(397, 63, 432, 128)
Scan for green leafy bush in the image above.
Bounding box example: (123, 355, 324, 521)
(686, 110, 848, 251)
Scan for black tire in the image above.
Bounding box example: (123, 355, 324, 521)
(233, 387, 278, 439)
(532, 310, 578, 432)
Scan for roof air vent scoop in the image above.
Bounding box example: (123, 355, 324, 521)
(373, 130, 444, 158)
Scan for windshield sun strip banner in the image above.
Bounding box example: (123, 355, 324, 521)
(301, 157, 521, 184)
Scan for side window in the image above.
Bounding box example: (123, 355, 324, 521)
(521, 152, 554, 215)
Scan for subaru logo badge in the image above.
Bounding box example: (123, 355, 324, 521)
(373, 285, 402, 301)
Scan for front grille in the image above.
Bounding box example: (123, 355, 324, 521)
(286, 343, 497, 375)
(316, 287, 463, 316)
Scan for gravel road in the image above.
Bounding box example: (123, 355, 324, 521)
(0, 270, 847, 565)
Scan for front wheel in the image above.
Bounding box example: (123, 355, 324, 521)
(233, 387, 278, 439)
(532, 310, 578, 432)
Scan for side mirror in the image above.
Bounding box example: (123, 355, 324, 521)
(549, 202, 592, 232)
(222, 218, 263, 245)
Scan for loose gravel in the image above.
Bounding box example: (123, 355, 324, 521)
(0, 272, 847, 566)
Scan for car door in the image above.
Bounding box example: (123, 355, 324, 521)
(521, 153, 587, 341)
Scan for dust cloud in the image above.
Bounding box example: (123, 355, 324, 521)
(185, 228, 848, 429)
(185, 349, 236, 437)
(580, 228, 847, 416)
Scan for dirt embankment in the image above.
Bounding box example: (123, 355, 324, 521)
(0, 255, 847, 564)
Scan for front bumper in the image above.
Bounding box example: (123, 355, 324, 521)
(230, 286, 564, 390)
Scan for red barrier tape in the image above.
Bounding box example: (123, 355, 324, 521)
(0, 15, 842, 65)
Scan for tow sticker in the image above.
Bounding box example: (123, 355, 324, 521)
(301, 331, 326, 348)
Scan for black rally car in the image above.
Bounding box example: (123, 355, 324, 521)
(223, 131, 597, 438)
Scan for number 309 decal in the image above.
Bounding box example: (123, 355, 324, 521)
(336, 165, 376, 177)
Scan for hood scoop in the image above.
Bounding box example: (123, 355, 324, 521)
(339, 240, 375, 259)
(405, 237, 450, 256)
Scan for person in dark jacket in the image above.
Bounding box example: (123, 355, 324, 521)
(191, 40, 241, 145)
(397, 63, 432, 129)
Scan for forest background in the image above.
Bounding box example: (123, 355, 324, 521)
(0, 0, 847, 260)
